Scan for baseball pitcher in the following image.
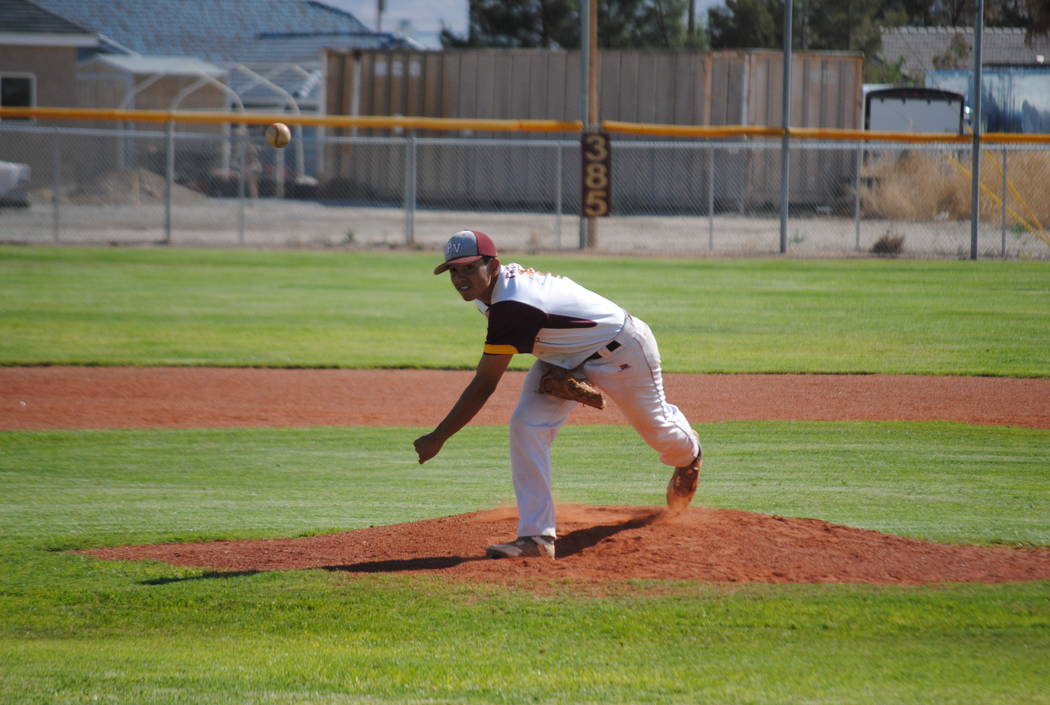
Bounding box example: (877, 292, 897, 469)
(413, 230, 702, 559)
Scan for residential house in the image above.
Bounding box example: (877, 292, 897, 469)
(881, 26, 1050, 133)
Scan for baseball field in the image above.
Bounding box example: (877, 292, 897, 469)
(1, 245, 1048, 704)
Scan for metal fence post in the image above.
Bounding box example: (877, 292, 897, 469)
(403, 132, 416, 245)
(237, 133, 246, 246)
(555, 142, 563, 249)
(275, 142, 286, 199)
(778, 0, 793, 255)
(164, 121, 174, 245)
(707, 142, 714, 250)
(1000, 145, 1007, 258)
(51, 129, 61, 243)
(969, 1, 984, 260)
(854, 142, 862, 251)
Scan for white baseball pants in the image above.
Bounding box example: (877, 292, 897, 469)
(509, 316, 701, 539)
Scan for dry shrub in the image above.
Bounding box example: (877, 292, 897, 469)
(998, 151, 1050, 229)
(860, 150, 1050, 228)
(872, 232, 905, 255)
(861, 151, 967, 220)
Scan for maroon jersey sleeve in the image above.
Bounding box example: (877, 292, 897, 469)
(483, 300, 598, 355)
(483, 301, 546, 354)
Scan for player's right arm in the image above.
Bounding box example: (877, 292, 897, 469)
(413, 352, 513, 464)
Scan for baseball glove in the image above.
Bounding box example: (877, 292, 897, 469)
(537, 362, 605, 410)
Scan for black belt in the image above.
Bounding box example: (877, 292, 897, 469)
(587, 340, 621, 361)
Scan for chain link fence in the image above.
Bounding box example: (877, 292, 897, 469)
(1, 123, 1048, 259)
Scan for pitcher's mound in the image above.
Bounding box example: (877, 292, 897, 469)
(83, 505, 1050, 587)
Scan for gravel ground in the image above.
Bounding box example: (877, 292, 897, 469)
(2, 198, 1046, 259)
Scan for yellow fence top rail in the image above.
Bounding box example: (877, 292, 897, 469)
(600, 121, 784, 139)
(2, 107, 1050, 144)
(602, 120, 1050, 144)
(0, 107, 582, 133)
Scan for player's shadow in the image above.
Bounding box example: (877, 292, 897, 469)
(554, 510, 663, 558)
(324, 509, 665, 572)
(140, 570, 259, 585)
(324, 556, 488, 573)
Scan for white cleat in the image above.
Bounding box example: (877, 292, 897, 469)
(485, 535, 556, 559)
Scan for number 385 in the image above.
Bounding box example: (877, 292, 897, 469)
(581, 133, 611, 217)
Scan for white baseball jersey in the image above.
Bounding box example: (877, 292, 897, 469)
(475, 263, 627, 369)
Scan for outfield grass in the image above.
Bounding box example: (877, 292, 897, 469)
(2, 245, 1048, 703)
(2, 246, 1048, 375)
(1, 423, 1047, 704)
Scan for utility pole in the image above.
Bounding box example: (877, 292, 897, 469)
(779, 0, 793, 254)
(579, 0, 600, 249)
(970, 0, 984, 260)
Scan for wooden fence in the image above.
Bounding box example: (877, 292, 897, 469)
(323, 48, 864, 210)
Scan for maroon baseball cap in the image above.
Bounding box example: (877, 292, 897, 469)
(433, 230, 498, 274)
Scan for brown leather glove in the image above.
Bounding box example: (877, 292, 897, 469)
(537, 362, 605, 410)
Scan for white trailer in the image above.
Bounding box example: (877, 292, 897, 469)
(864, 87, 965, 134)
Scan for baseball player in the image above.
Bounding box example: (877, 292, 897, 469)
(413, 230, 702, 559)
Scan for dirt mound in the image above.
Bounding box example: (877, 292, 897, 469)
(83, 505, 1050, 587)
(64, 169, 206, 206)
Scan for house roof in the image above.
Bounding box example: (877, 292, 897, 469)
(881, 26, 1050, 80)
(25, 0, 384, 63)
(18, 0, 418, 109)
(0, 0, 95, 46)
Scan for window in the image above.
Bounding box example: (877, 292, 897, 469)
(0, 74, 35, 121)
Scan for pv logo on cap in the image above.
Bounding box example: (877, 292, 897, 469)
(434, 230, 494, 274)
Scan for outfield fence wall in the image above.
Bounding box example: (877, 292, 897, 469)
(0, 111, 1048, 259)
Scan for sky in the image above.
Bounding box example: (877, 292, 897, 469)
(323, 1, 725, 50)
(322, 0, 468, 48)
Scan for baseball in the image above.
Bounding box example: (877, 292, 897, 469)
(265, 122, 291, 148)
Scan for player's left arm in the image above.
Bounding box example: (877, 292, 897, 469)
(413, 352, 513, 464)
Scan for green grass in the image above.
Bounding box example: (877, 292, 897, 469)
(2, 245, 1048, 702)
(2, 246, 1048, 375)
(3, 423, 1046, 547)
(1, 422, 1048, 704)
(3, 577, 1046, 705)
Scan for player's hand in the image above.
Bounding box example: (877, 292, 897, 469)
(413, 433, 444, 464)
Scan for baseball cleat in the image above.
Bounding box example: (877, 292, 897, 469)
(666, 455, 702, 515)
(485, 535, 556, 559)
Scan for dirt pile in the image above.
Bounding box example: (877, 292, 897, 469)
(84, 504, 1050, 587)
(64, 169, 206, 206)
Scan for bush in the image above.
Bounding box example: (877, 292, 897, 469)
(872, 232, 905, 256)
(860, 150, 1050, 230)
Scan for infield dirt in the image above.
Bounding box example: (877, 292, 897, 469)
(6, 367, 1047, 587)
